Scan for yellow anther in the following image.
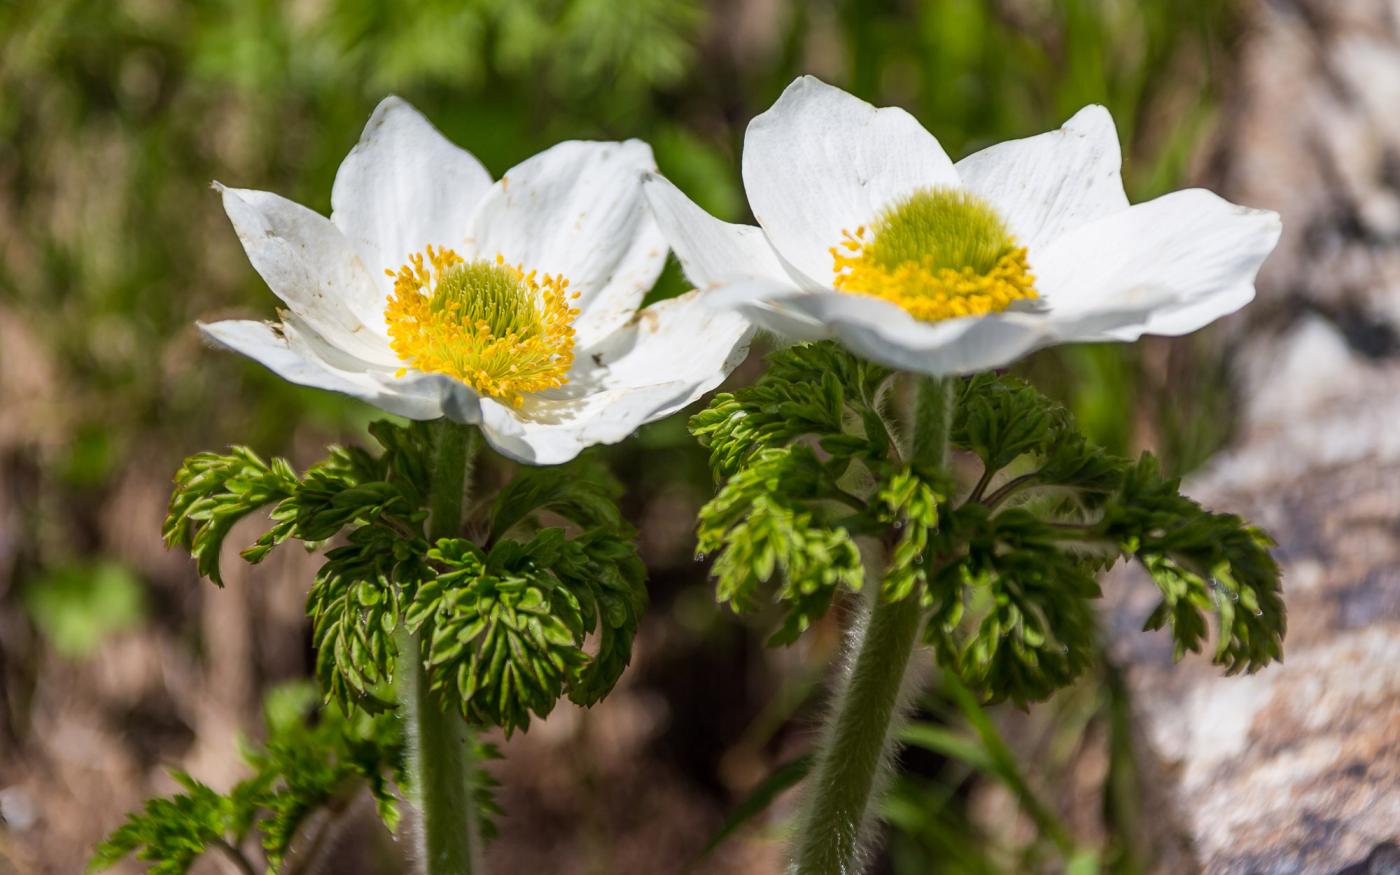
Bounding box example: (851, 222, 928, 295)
(831, 188, 1037, 323)
(383, 247, 578, 407)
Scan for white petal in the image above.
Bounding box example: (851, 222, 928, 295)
(781, 286, 1186, 376)
(466, 383, 693, 466)
(1107, 282, 1256, 340)
(468, 140, 667, 349)
(199, 319, 447, 419)
(742, 76, 959, 287)
(641, 173, 791, 288)
(459, 291, 755, 465)
(581, 289, 754, 406)
(1033, 188, 1282, 336)
(705, 281, 834, 342)
(777, 292, 1045, 375)
(956, 105, 1129, 252)
(217, 184, 398, 366)
(330, 96, 493, 286)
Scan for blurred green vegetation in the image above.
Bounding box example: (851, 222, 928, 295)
(0, 0, 1239, 872)
(22, 560, 144, 658)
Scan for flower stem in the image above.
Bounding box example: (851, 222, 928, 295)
(789, 590, 924, 874)
(789, 377, 952, 875)
(401, 420, 483, 875)
(912, 375, 953, 470)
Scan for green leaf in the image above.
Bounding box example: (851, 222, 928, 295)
(89, 773, 235, 875)
(488, 459, 627, 541)
(953, 374, 1128, 511)
(698, 755, 814, 859)
(927, 507, 1100, 706)
(689, 341, 890, 479)
(874, 466, 948, 603)
(164, 447, 297, 585)
(953, 374, 1065, 473)
(91, 683, 416, 874)
(308, 526, 425, 714)
(407, 529, 645, 734)
(697, 447, 865, 645)
(1102, 454, 1285, 674)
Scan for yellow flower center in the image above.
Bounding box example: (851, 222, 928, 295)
(831, 187, 1038, 322)
(384, 246, 579, 407)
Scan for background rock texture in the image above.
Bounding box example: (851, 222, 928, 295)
(1106, 0, 1400, 871)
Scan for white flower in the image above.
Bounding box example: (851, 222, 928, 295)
(643, 76, 1281, 376)
(204, 97, 752, 464)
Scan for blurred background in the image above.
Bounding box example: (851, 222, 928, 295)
(5, 0, 1394, 873)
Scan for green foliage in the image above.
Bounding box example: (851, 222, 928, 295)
(488, 459, 629, 541)
(166, 420, 646, 733)
(1104, 455, 1285, 673)
(875, 467, 947, 603)
(953, 374, 1126, 504)
(926, 507, 1101, 707)
(694, 357, 1286, 706)
(691, 343, 903, 644)
(23, 561, 145, 658)
(698, 448, 866, 646)
(163, 448, 299, 586)
(405, 528, 646, 734)
(308, 525, 425, 712)
(91, 684, 410, 874)
(89, 773, 245, 875)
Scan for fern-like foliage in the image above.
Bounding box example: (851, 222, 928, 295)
(90, 683, 416, 874)
(403, 528, 645, 734)
(691, 344, 1286, 705)
(164, 423, 647, 730)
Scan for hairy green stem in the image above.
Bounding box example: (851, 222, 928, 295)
(789, 377, 953, 875)
(912, 376, 953, 469)
(402, 420, 483, 875)
(789, 591, 924, 874)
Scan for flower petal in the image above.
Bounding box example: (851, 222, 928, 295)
(199, 319, 447, 419)
(330, 96, 493, 287)
(216, 184, 398, 366)
(468, 140, 667, 350)
(955, 104, 1129, 252)
(641, 173, 791, 288)
(742, 76, 959, 287)
(1033, 188, 1282, 337)
(705, 281, 834, 342)
(456, 291, 754, 465)
(778, 286, 1183, 376)
(581, 289, 754, 403)
(777, 292, 1046, 375)
(461, 383, 693, 466)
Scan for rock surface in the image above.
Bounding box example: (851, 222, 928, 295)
(1105, 1, 1400, 871)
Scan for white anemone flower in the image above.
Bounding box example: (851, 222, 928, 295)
(203, 97, 752, 464)
(643, 77, 1281, 376)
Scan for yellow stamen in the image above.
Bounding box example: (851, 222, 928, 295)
(830, 187, 1038, 323)
(383, 246, 579, 407)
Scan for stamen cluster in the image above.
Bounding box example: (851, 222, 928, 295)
(384, 247, 579, 407)
(831, 188, 1039, 323)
